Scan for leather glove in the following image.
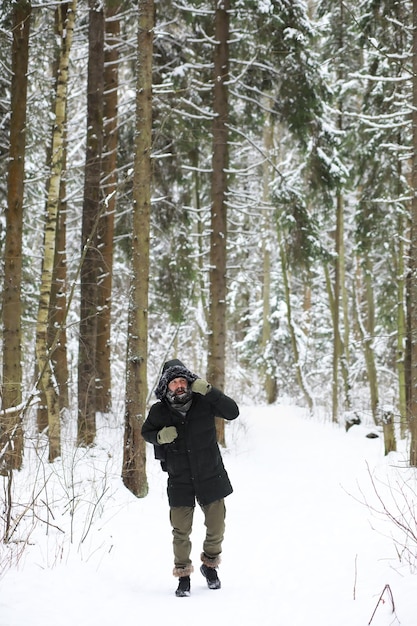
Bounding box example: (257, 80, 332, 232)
(157, 425, 178, 444)
(191, 378, 212, 395)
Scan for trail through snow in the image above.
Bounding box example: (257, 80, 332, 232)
(1, 404, 415, 625)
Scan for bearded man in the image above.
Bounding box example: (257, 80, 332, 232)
(141, 359, 239, 597)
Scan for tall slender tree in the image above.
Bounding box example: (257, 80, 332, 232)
(1, 0, 31, 471)
(122, 0, 153, 497)
(95, 0, 122, 413)
(207, 0, 230, 446)
(47, 2, 71, 415)
(409, 0, 417, 466)
(261, 103, 278, 404)
(78, 0, 105, 446)
(37, 3, 72, 433)
(351, 0, 411, 439)
(49, 135, 69, 412)
(35, 0, 77, 462)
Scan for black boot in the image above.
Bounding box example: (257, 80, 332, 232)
(175, 576, 191, 597)
(200, 564, 221, 590)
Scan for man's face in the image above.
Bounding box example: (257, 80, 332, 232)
(168, 377, 188, 397)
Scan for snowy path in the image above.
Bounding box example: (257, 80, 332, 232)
(0, 404, 415, 625)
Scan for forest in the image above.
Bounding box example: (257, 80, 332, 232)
(2, 0, 417, 501)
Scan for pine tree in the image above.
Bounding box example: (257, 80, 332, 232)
(409, 0, 417, 466)
(207, 0, 230, 445)
(1, 0, 31, 471)
(95, 0, 123, 414)
(122, 0, 154, 497)
(77, 0, 104, 446)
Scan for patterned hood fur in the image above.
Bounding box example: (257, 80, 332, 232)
(155, 361, 198, 400)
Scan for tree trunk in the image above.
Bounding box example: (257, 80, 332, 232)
(262, 234, 278, 404)
(329, 190, 351, 419)
(207, 0, 230, 446)
(95, 0, 121, 414)
(382, 408, 397, 456)
(332, 192, 342, 423)
(49, 3, 70, 413)
(50, 147, 69, 412)
(324, 262, 350, 417)
(362, 260, 380, 425)
(395, 174, 408, 438)
(353, 256, 380, 427)
(409, 0, 417, 466)
(122, 0, 153, 497)
(35, 0, 77, 462)
(1, 0, 31, 471)
(77, 0, 104, 446)
(38, 5, 71, 431)
(261, 100, 277, 404)
(278, 233, 313, 412)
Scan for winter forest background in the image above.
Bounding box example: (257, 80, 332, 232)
(2, 0, 417, 579)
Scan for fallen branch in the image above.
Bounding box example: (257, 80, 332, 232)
(368, 584, 395, 625)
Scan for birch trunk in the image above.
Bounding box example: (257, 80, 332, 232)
(35, 0, 77, 462)
(50, 146, 69, 412)
(49, 4, 70, 413)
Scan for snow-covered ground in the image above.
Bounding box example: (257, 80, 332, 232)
(1, 404, 416, 625)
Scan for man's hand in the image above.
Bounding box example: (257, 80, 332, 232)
(157, 425, 178, 444)
(191, 378, 212, 395)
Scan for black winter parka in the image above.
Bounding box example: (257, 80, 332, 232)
(141, 387, 239, 507)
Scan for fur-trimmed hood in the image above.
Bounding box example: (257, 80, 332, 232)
(155, 359, 198, 400)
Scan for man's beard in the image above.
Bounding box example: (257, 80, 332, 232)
(166, 386, 192, 406)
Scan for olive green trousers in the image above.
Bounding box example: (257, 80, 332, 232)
(170, 499, 226, 572)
